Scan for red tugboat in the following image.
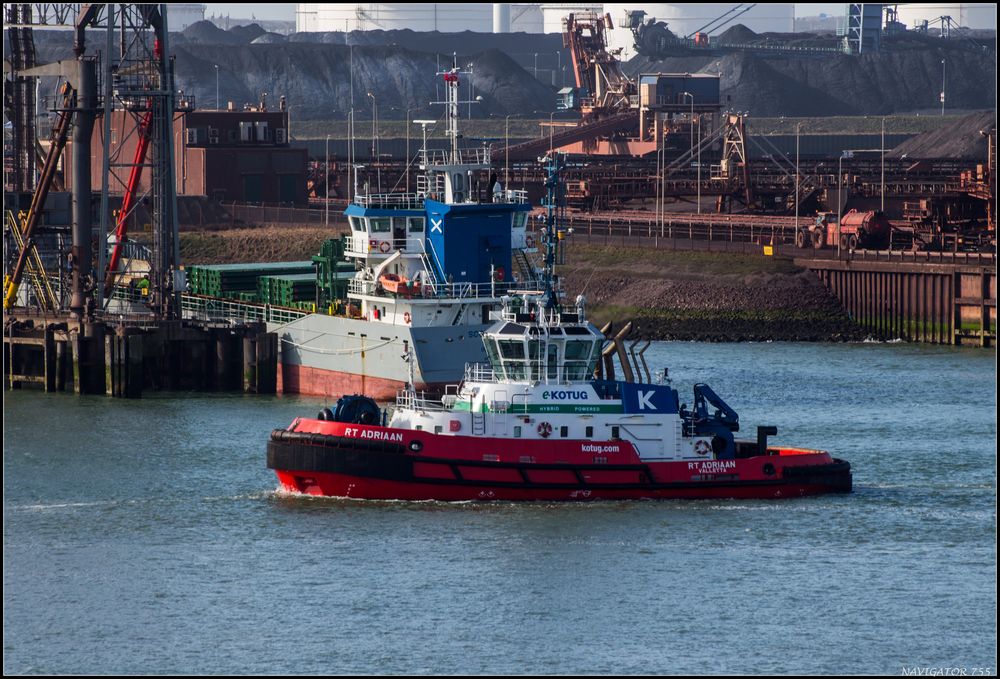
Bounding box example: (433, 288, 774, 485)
(266, 156, 851, 501)
(266, 291, 851, 501)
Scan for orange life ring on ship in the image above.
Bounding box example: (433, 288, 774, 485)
(525, 234, 535, 248)
(379, 240, 391, 253)
(403, 311, 411, 324)
(537, 421, 553, 438)
(495, 266, 505, 282)
(694, 440, 711, 455)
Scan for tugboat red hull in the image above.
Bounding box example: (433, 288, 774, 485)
(267, 420, 852, 502)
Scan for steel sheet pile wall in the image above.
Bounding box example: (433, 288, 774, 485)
(800, 256, 996, 347)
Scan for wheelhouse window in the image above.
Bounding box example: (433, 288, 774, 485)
(498, 340, 525, 360)
(370, 217, 391, 233)
(407, 217, 425, 232)
(485, 339, 504, 379)
(546, 342, 560, 380)
(349, 216, 365, 232)
(564, 340, 595, 381)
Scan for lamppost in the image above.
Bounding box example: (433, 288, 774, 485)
(795, 121, 801, 229)
(505, 113, 514, 185)
(880, 116, 886, 212)
(549, 111, 556, 154)
(838, 150, 855, 258)
(348, 109, 354, 203)
(214, 64, 219, 110)
(656, 116, 664, 230)
(405, 105, 417, 192)
(940, 58, 946, 116)
(367, 92, 379, 192)
(696, 106, 701, 214)
(325, 134, 330, 227)
(681, 91, 700, 213)
(413, 119, 435, 197)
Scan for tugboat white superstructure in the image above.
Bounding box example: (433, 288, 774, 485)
(267, 155, 852, 501)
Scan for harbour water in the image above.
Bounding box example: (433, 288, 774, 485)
(3, 341, 996, 674)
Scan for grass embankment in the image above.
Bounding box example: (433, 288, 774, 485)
(559, 244, 866, 341)
(179, 227, 334, 265)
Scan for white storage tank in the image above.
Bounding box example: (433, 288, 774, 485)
(295, 3, 545, 33)
(895, 3, 997, 30)
(602, 3, 795, 58)
(165, 3, 207, 31)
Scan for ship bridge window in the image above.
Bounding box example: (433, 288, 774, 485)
(370, 217, 391, 233)
(498, 340, 526, 360)
(407, 217, 424, 232)
(547, 342, 560, 380)
(349, 216, 364, 232)
(527, 339, 540, 360)
(485, 339, 503, 377)
(513, 212, 528, 229)
(563, 340, 595, 381)
(564, 341, 592, 360)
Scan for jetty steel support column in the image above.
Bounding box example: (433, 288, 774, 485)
(69, 58, 97, 320)
(43, 327, 56, 392)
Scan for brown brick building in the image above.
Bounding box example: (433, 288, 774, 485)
(67, 102, 308, 205)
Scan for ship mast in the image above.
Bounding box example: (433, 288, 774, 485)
(540, 153, 565, 310)
(437, 54, 467, 164)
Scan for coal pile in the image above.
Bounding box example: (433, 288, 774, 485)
(175, 20, 266, 46)
(20, 22, 995, 123)
(888, 110, 996, 159)
(716, 24, 759, 45)
(25, 28, 557, 121)
(626, 28, 996, 117)
(169, 43, 554, 120)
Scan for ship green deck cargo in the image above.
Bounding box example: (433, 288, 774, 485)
(186, 262, 314, 298)
(258, 273, 319, 306)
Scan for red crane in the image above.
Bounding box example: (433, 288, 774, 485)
(103, 38, 160, 298)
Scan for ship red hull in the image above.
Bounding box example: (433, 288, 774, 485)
(277, 362, 441, 401)
(267, 420, 852, 502)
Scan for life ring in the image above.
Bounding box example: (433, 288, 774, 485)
(403, 311, 411, 324)
(525, 234, 535, 248)
(495, 266, 505, 282)
(379, 241, 391, 253)
(537, 422, 552, 438)
(694, 440, 711, 455)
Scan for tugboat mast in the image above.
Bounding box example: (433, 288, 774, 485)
(540, 152, 566, 310)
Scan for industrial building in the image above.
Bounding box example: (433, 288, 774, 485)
(63, 98, 308, 206)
